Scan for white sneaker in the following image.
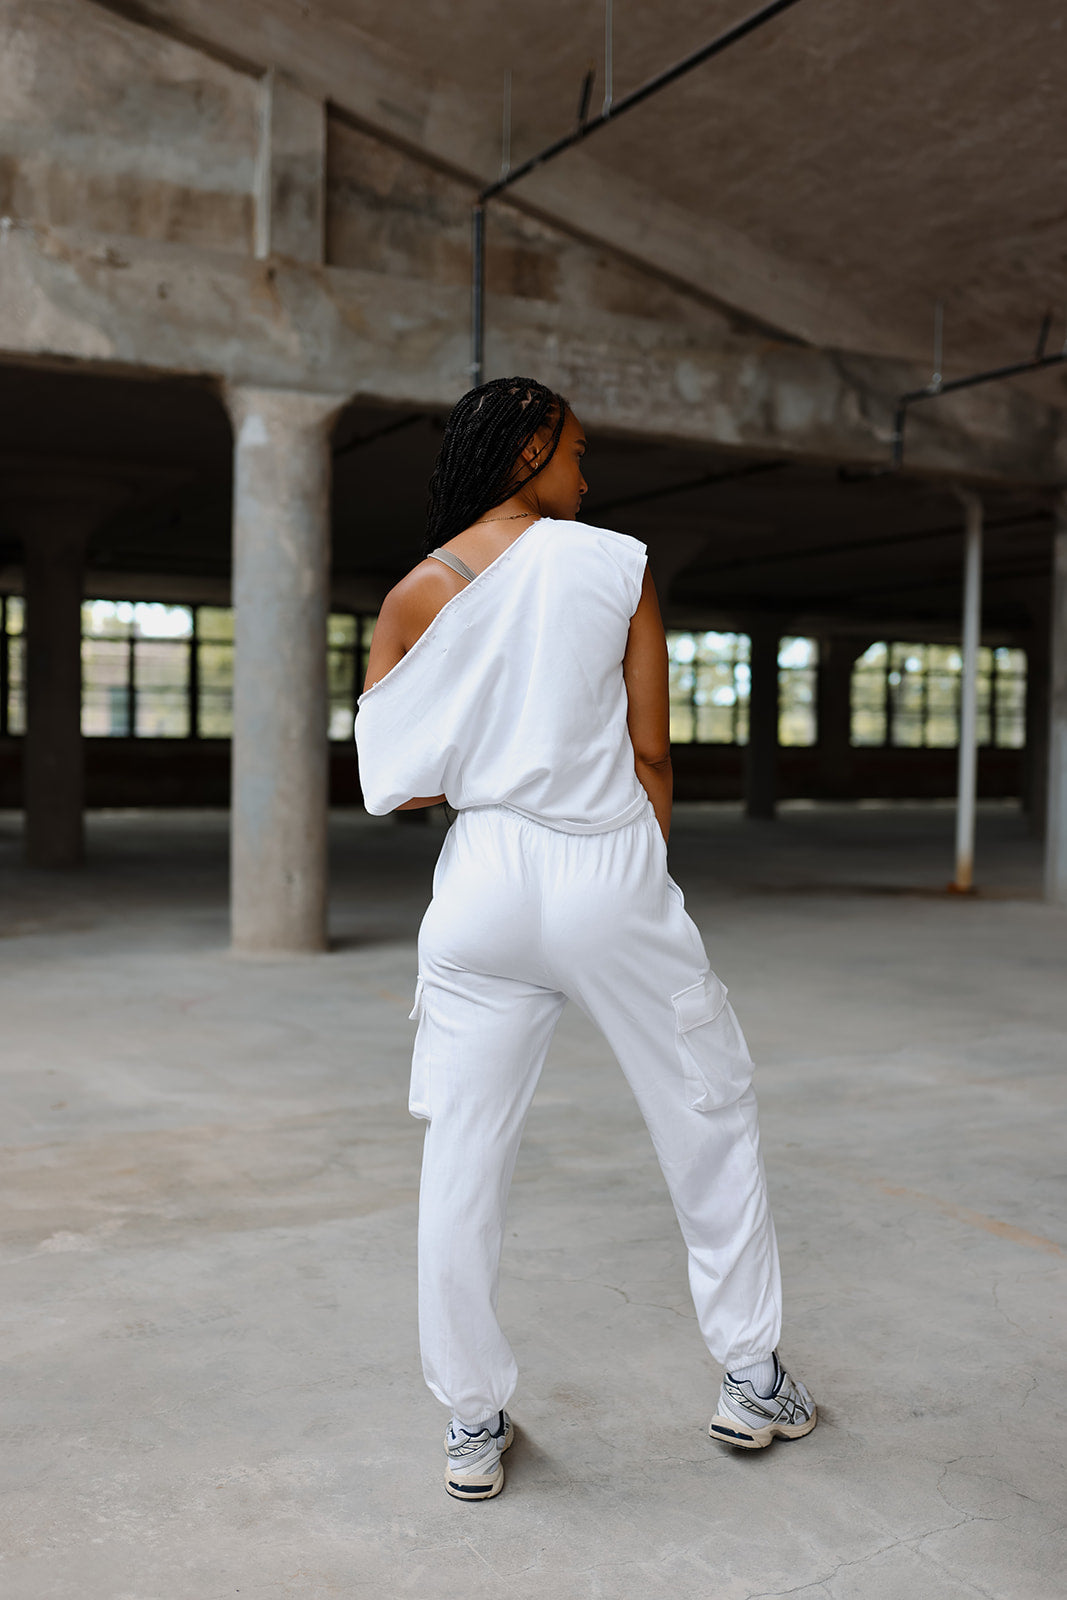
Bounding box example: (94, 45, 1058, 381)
(709, 1354, 817, 1449)
(443, 1410, 515, 1500)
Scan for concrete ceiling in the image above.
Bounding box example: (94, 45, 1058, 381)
(357, 0, 1067, 372)
(359, 0, 1067, 383)
(109, 0, 1067, 393)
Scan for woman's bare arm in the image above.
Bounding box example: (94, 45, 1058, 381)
(623, 566, 672, 843)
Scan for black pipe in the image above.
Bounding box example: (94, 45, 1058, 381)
(891, 349, 1067, 470)
(332, 411, 427, 462)
(585, 459, 783, 517)
(480, 0, 805, 205)
(471, 0, 806, 383)
(692, 509, 1049, 579)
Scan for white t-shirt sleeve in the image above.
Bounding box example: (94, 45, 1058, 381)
(604, 530, 647, 615)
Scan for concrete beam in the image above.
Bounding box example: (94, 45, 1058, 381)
(3, 221, 1065, 485)
(254, 70, 325, 265)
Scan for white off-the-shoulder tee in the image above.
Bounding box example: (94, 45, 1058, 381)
(354, 517, 649, 834)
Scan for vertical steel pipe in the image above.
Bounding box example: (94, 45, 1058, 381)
(471, 202, 486, 388)
(603, 0, 614, 115)
(952, 489, 983, 892)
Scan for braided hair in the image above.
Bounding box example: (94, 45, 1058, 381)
(424, 376, 568, 554)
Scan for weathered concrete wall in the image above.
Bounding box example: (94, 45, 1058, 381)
(326, 116, 734, 331)
(0, 1, 736, 336)
(76, 0, 903, 355)
(0, 0, 257, 252)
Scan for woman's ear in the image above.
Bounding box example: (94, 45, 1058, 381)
(521, 429, 550, 467)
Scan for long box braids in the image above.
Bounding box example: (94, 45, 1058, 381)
(424, 377, 568, 555)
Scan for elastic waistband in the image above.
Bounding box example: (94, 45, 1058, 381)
(459, 794, 652, 836)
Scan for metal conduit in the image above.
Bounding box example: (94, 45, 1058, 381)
(471, 0, 807, 384)
(892, 315, 1067, 470)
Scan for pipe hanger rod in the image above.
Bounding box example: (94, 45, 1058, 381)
(471, 0, 807, 383)
(479, 0, 805, 204)
(479, 0, 806, 203)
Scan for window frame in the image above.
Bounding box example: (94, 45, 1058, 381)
(0, 595, 378, 743)
(850, 639, 1027, 751)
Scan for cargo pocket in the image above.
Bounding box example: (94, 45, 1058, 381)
(408, 977, 433, 1121)
(671, 970, 753, 1111)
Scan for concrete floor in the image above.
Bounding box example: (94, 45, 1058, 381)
(1, 802, 1065, 1600)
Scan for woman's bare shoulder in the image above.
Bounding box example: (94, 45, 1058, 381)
(364, 560, 461, 691)
(379, 559, 464, 648)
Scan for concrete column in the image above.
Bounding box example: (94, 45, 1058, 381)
(226, 385, 344, 952)
(1044, 495, 1067, 904)
(23, 515, 88, 867)
(1022, 609, 1049, 838)
(5, 486, 124, 867)
(816, 635, 862, 798)
(745, 622, 780, 820)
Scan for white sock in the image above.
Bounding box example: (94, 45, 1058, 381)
(728, 1355, 778, 1396)
(452, 1413, 497, 1436)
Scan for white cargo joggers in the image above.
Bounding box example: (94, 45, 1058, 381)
(409, 800, 783, 1424)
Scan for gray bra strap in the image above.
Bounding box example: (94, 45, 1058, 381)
(428, 548, 478, 583)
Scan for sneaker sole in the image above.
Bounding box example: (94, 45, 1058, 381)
(444, 1418, 515, 1501)
(709, 1407, 817, 1449)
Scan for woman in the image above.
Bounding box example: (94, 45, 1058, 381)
(355, 377, 816, 1501)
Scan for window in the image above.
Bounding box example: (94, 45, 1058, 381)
(668, 631, 750, 744)
(82, 601, 194, 738)
(667, 631, 819, 746)
(196, 607, 234, 737)
(328, 614, 376, 740)
(0, 595, 377, 742)
(989, 647, 1027, 748)
(1, 594, 25, 736)
(778, 636, 818, 747)
(851, 641, 1027, 748)
(851, 642, 889, 746)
